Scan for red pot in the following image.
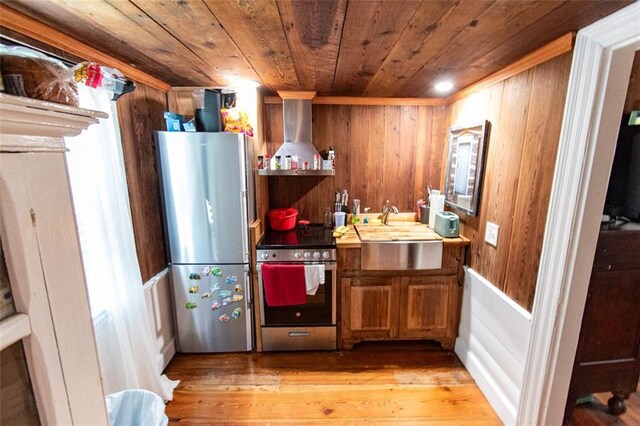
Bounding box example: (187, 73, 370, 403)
(268, 208, 298, 231)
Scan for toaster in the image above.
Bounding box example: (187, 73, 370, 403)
(434, 211, 460, 238)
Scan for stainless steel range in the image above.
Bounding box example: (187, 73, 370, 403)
(256, 225, 336, 351)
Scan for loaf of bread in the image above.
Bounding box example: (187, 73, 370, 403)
(1, 54, 78, 107)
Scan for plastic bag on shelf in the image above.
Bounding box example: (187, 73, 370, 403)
(221, 107, 254, 137)
(73, 61, 135, 101)
(0, 44, 78, 106)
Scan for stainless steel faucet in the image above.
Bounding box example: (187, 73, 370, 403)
(381, 200, 399, 224)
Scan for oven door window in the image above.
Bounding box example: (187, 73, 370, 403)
(262, 267, 333, 326)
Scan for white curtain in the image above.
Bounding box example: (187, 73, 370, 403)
(65, 85, 178, 401)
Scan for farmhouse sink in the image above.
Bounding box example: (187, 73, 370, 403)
(355, 223, 443, 270)
(355, 222, 441, 241)
(360, 240, 443, 270)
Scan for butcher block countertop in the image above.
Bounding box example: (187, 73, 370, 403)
(335, 226, 362, 248)
(335, 218, 470, 249)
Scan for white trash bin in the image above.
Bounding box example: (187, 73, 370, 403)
(105, 389, 168, 426)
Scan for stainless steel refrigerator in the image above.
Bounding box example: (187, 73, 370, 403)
(155, 131, 255, 353)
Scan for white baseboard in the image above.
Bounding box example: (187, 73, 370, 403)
(142, 268, 169, 292)
(159, 338, 176, 373)
(455, 267, 532, 425)
(143, 268, 176, 373)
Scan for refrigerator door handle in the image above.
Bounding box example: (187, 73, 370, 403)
(243, 270, 252, 305)
(240, 189, 250, 263)
(243, 270, 253, 350)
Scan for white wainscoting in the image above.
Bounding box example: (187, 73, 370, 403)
(455, 267, 532, 425)
(143, 268, 176, 373)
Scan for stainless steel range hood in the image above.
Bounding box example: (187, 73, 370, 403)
(258, 91, 334, 176)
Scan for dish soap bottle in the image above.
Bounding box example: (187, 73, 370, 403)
(324, 207, 333, 228)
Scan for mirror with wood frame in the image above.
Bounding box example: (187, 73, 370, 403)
(444, 121, 489, 217)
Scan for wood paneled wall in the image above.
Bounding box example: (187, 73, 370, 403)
(623, 51, 640, 114)
(261, 104, 448, 223)
(448, 53, 573, 311)
(117, 83, 168, 282)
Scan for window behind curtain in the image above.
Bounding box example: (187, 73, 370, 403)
(65, 86, 122, 319)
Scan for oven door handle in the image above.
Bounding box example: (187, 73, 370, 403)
(256, 261, 337, 326)
(256, 262, 336, 271)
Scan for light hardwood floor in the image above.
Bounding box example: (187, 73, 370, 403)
(164, 341, 499, 424)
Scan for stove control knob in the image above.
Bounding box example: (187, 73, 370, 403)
(313, 251, 321, 259)
(293, 251, 302, 260)
(260, 252, 269, 260)
(303, 252, 311, 259)
(322, 251, 330, 260)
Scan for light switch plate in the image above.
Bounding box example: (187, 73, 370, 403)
(485, 222, 499, 247)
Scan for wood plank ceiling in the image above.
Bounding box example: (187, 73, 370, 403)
(2, 0, 632, 97)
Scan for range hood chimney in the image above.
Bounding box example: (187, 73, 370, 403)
(274, 90, 321, 166)
(259, 91, 333, 176)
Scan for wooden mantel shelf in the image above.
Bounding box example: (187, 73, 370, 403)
(0, 93, 108, 153)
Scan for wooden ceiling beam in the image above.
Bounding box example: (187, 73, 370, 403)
(264, 95, 448, 106)
(448, 32, 575, 103)
(0, 4, 171, 92)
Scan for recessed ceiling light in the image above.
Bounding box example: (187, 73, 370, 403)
(226, 76, 261, 88)
(434, 81, 454, 93)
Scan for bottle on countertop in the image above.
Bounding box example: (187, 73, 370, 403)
(257, 155, 264, 170)
(328, 145, 335, 170)
(324, 207, 333, 228)
(274, 155, 282, 170)
(291, 154, 299, 170)
(284, 155, 292, 170)
(416, 197, 426, 220)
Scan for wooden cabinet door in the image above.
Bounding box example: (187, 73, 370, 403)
(345, 277, 399, 339)
(564, 230, 640, 420)
(399, 275, 456, 339)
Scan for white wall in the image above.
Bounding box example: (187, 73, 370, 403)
(143, 269, 176, 373)
(455, 267, 532, 425)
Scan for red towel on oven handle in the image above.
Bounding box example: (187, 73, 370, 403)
(261, 264, 307, 306)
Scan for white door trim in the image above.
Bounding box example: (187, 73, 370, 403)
(518, 3, 640, 425)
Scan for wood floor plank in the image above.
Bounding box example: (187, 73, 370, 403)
(164, 342, 499, 424)
(168, 386, 497, 423)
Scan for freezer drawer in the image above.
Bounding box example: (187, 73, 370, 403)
(261, 326, 336, 351)
(172, 264, 252, 353)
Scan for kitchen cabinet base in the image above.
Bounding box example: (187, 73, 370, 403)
(441, 337, 455, 350)
(338, 244, 467, 353)
(340, 337, 455, 351)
